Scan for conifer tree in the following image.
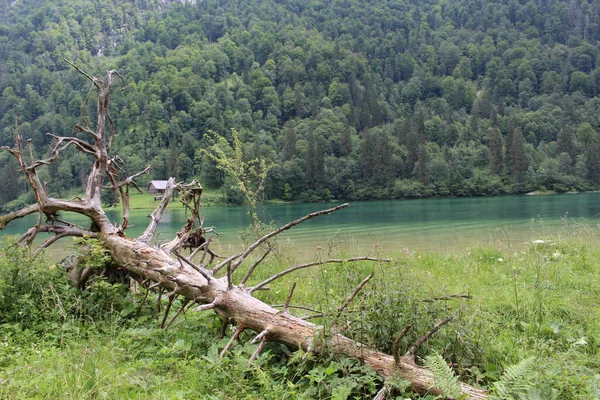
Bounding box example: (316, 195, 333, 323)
(489, 128, 504, 175)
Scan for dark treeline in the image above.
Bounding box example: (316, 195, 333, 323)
(2, 0, 600, 208)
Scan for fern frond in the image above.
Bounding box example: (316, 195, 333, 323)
(492, 357, 536, 400)
(424, 352, 463, 398)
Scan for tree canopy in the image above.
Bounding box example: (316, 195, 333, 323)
(2, 0, 600, 206)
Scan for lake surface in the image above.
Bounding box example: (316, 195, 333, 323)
(2, 193, 600, 259)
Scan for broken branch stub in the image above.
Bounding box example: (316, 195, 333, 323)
(0, 65, 488, 399)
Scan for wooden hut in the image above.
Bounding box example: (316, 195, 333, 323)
(147, 180, 169, 194)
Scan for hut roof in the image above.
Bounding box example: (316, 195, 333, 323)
(149, 180, 169, 190)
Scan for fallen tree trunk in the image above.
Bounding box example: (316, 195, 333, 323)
(0, 66, 488, 399)
(98, 227, 487, 399)
(99, 232, 490, 398)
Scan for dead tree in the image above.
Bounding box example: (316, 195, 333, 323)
(0, 67, 488, 399)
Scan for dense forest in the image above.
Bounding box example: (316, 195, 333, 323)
(3, 0, 600, 208)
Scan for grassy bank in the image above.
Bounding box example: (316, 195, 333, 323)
(113, 188, 226, 210)
(1, 235, 600, 398)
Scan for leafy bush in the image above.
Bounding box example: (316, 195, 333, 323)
(0, 238, 76, 330)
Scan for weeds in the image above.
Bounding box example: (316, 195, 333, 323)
(2, 235, 600, 398)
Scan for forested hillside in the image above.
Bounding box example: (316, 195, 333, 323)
(2, 0, 600, 207)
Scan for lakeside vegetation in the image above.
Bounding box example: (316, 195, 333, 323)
(1, 232, 600, 398)
(113, 188, 227, 209)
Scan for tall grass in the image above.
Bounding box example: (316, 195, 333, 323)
(2, 231, 600, 398)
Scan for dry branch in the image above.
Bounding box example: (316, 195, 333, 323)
(0, 204, 39, 229)
(212, 252, 242, 274)
(374, 386, 388, 400)
(248, 336, 267, 366)
(160, 295, 176, 328)
(282, 282, 297, 313)
(139, 178, 176, 244)
(406, 316, 454, 359)
(421, 294, 473, 303)
(239, 248, 271, 285)
(393, 325, 413, 365)
(336, 273, 373, 315)
(230, 203, 350, 271)
(220, 325, 244, 360)
(193, 302, 216, 312)
(250, 257, 387, 293)
(173, 249, 214, 282)
(165, 299, 190, 329)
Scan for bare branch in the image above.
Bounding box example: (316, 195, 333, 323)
(165, 287, 181, 299)
(231, 203, 350, 271)
(73, 124, 99, 139)
(78, 81, 95, 130)
(336, 273, 374, 315)
(173, 249, 214, 282)
(46, 134, 97, 156)
(219, 325, 244, 360)
(160, 295, 176, 328)
(31, 224, 95, 249)
(119, 186, 131, 231)
(112, 164, 150, 232)
(282, 282, 297, 313)
(250, 257, 388, 293)
(155, 287, 164, 314)
(61, 56, 97, 87)
(161, 217, 195, 253)
(3, 119, 49, 206)
(374, 385, 388, 400)
(193, 302, 216, 312)
(165, 299, 190, 329)
(422, 294, 473, 303)
(136, 284, 152, 315)
(185, 299, 199, 312)
(189, 237, 210, 261)
(32, 228, 95, 257)
(188, 242, 205, 261)
(212, 252, 242, 274)
(251, 329, 269, 345)
(239, 248, 272, 286)
(393, 325, 413, 365)
(139, 178, 176, 243)
(406, 316, 454, 358)
(147, 282, 161, 291)
(247, 335, 267, 366)
(226, 260, 233, 289)
(199, 236, 220, 265)
(301, 313, 325, 320)
(104, 165, 151, 190)
(272, 304, 320, 314)
(0, 204, 39, 230)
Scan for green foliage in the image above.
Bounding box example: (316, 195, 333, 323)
(4, 0, 600, 204)
(490, 357, 537, 400)
(2, 237, 600, 398)
(424, 352, 464, 399)
(73, 236, 112, 271)
(0, 238, 75, 328)
(203, 129, 273, 224)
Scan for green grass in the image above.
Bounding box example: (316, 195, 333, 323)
(114, 188, 225, 210)
(2, 233, 600, 398)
